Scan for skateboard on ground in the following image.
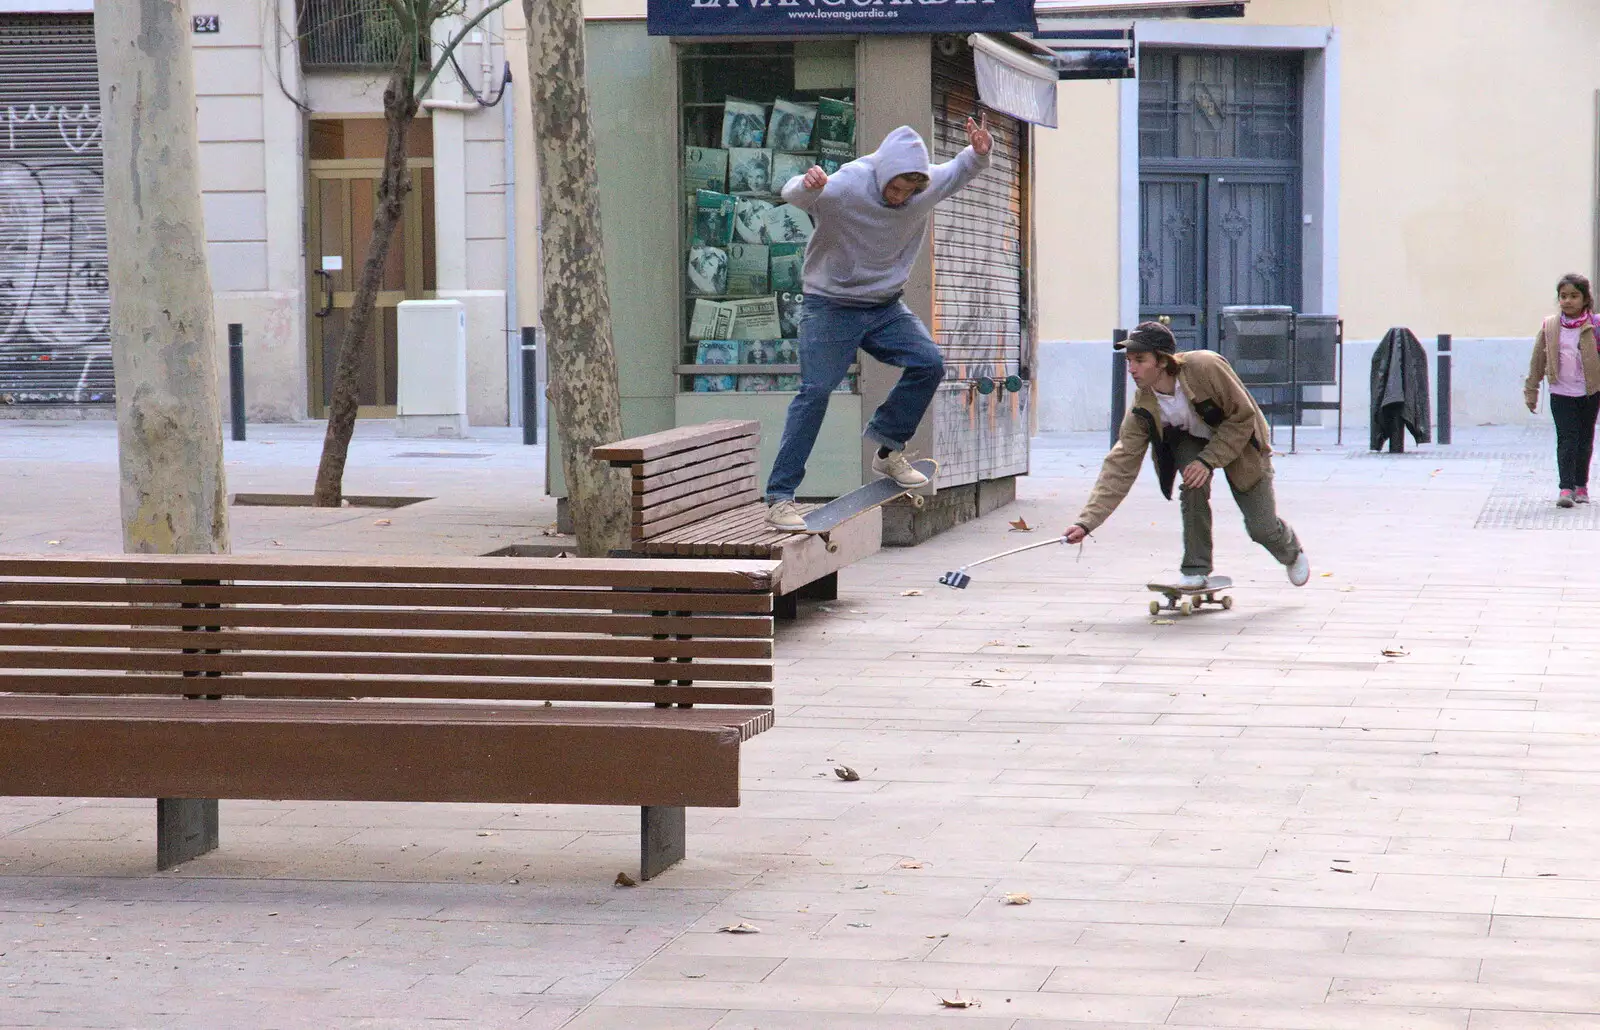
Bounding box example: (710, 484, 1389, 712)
(800, 459, 938, 551)
(1147, 576, 1234, 616)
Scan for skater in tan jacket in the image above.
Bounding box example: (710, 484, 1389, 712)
(1063, 321, 1310, 590)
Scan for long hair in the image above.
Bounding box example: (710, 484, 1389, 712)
(1559, 273, 1594, 312)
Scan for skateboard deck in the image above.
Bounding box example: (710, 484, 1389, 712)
(801, 460, 938, 545)
(1147, 575, 1234, 616)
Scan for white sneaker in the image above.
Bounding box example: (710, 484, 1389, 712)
(871, 450, 928, 488)
(766, 499, 806, 531)
(1287, 550, 1310, 587)
(1177, 573, 1208, 589)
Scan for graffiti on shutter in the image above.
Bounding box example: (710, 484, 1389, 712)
(931, 39, 1029, 487)
(0, 14, 110, 406)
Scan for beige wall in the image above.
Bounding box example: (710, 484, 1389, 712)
(1035, 0, 1600, 345)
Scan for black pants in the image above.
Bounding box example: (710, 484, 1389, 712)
(1550, 391, 1600, 490)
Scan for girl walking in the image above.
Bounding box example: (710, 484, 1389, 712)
(1526, 273, 1600, 507)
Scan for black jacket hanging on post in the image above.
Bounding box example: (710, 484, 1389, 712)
(1370, 327, 1432, 450)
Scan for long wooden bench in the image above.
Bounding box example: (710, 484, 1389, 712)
(594, 420, 881, 618)
(0, 553, 777, 880)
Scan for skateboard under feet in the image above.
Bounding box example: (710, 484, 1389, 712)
(799, 459, 939, 552)
(1147, 575, 1234, 616)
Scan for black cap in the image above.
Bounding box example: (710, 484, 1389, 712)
(1115, 321, 1177, 354)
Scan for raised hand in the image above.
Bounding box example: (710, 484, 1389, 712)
(966, 113, 992, 157)
(802, 165, 829, 190)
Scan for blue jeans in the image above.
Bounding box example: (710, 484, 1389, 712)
(764, 295, 944, 502)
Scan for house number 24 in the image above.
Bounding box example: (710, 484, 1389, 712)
(192, 15, 220, 33)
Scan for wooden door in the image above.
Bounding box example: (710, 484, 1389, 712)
(306, 160, 434, 416)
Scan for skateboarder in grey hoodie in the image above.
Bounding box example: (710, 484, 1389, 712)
(763, 117, 994, 530)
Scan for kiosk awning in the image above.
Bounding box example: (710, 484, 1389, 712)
(968, 33, 1059, 128)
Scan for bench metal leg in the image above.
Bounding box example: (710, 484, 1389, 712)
(641, 805, 685, 880)
(774, 591, 798, 620)
(156, 799, 219, 870)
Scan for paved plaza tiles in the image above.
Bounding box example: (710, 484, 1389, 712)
(2, 421, 1599, 1029)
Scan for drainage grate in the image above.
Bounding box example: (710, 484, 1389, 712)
(392, 452, 491, 460)
(1474, 461, 1600, 529)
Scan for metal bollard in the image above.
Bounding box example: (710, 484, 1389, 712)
(227, 323, 245, 442)
(1436, 333, 1452, 445)
(1109, 328, 1128, 450)
(521, 326, 538, 445)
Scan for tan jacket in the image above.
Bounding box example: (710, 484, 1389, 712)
(1074, 349, 1273, 533)
(1525, 315, 1600, 409)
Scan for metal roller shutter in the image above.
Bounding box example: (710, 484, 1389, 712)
(0, 14, 111, 406)
(931, 38, 1029, 486)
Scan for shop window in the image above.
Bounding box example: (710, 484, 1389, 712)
(676, 41, 858, 397)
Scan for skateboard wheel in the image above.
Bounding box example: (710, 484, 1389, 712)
(1222, 595, 1233, 610)
(911, 494, 926, 509)
(1180, 600, 1193, 616)
(1149, 600, 1161, 616)
(826, 542, 839, 553)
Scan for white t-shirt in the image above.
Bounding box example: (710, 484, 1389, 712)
(1156, 381, 1213, 440)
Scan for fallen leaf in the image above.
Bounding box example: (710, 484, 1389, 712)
(926, 932, 950, 939)
(834, 766, 860, 782)
(1382, 648, 1409, 658)
(1320, 572, 1333, 578)
(1330, 867, 1356, 874)
(508, 878, 519, 884)
(683, 972, 705, 978)
(846, 921, 871, 928)
(970, 679, 996, 688)
(1001, 892, 1031, 905)
(848, 609, 866, 614)
(1152, 618, 1176, 626)
(374, 518, 392, 526)
(898, 860, 925, 869)
(1008, 517, 1033, 532)
(1539, 873, 1558, 878)
(900, 589, 923, 597)
(476, 831, 495, 837)
(46, 540, 59, 546)
(985, 640, 1006, 647)
(939, 994, 981, 1009)
(718, 922, 761, 934)
(1338, 586, 1354, 593)
(614, 871, 638, 888)
(270, 540, 284, 547)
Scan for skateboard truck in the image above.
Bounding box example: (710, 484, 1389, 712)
(939, 535, 1069, 589)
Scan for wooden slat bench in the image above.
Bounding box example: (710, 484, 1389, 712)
(594, 420, 881, 618)
(0, 553, 777, 880)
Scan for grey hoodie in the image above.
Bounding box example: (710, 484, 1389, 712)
(779, 125, 990, 307)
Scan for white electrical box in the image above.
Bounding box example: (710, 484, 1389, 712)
(396, 299, 468, 438)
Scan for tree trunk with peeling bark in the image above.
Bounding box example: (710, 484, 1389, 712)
(313, 66, 416, 507)
(524, 0, 630, 557)
(96, 0, 230, 867)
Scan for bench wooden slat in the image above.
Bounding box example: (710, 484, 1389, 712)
(593, 420, 759, 463)
(0, 582, 773, 614)
(635, 477, 759, 531)
(0, 648, 772, 682)
(636, 463, 758, 507)
(0, 700, 768, 807)
(636, 492, 762, 541)
(0, 605, 773, 638)
(635, 450, 757, 495)
(0, 673, 774, 706)
(0, 555, 779, 592)
(0, 627, 773, 660)
(632, 438, 758, 481)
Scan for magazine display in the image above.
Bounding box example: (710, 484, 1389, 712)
(726, 243, 770, 296)
(776, 374, 801, 391)
(689, 298, 734, 340)
(767, 99, 817, 152)
(763, 204, 815, 245)
(722, 98, 767, 148)
(683, 147, 727, 193)
(727, 148, 773, 196)
(687, 244, 729, 297)
(740, 339, 795, 366)
(777, 292, 805, 339)
(724, 296, 781, 340)
(695, 340, 739, 365)
(692, 189, 735, 247)
(816, 98, 856, 175)
(769, 243, 804, 294)
(734, 198, 774, 244)
(738, 374, 780, 393)
(693, 374, 737, 393)
(771, 152, 812, 191)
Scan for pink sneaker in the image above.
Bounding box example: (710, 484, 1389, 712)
(1578, 487, 1591, 504)
(1558, 489, 1576, 509)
